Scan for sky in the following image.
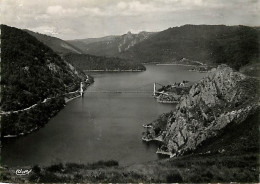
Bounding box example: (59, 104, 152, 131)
(1, 0, 260, 40)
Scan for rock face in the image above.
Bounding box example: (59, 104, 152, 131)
(118, 31, 153, 53)
(67, 31, 155, 57)
(143, 65, 259, 156)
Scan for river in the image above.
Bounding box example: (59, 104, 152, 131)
(2, 64, 206, 167)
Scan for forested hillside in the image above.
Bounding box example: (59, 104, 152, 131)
(0, 25, 87, 136)
(25, 29, 83, 55)
(119, 25, 259, 70)
(64, 53, 146, 71)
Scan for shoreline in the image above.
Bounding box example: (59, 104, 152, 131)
(142, 136, 164, 142)
(156, 149, 175, 157)
(83, 69, 144, 72)
(156, 63, 204, 67)
(65, 94, 81, 103)
(157, 99, 178, 104)
(2, 79, 93, 139)
(0, 83, 91, 115)
(188, 69, 209, 73)
(142, 124, 152, 128)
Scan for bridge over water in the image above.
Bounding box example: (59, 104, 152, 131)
(85, 90, 153, 93)
(85, 82, 165, 94)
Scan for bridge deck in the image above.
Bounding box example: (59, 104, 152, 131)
(86, 91, 152, 93)
(84, 83, 166, 94)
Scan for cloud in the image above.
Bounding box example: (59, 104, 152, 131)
(31, 26, 60, 35)
(46, 5, 64, 15)
(46, 5, 83, 17)
(46, 5, 109, 18)
(117, 2, 128, 9)
(1, 0, 259, 39)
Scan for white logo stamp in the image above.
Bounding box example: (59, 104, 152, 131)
(15, 169, 32, 176)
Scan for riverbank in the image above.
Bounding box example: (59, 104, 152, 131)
(64, 82, 92, 103)
(156, 99, 178, 104)
(188, 69, 208, 73)
(83, 69, 145, 72)
(1, 77, 94, 139)
(0, 79, 92, 115)
(156, 63, 202, 67)
(1, 97, 65, 138)
(142, 135, 163, 142)
(65, 94, 81, 103)
(156, 149, 174, 157)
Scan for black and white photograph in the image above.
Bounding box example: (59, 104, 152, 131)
(0, 0, 259, 183)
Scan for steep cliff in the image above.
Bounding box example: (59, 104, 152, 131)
(143, 65, 259, 156)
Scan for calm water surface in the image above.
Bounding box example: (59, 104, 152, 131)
(2, 65, 206, 166)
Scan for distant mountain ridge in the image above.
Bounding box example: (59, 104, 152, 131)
(119, 25, 259, 70)
(27, 25, 259, 71)
(25, 29, 146, 71)
(25, 29, 84, 55)
(67, 31, 156, 57)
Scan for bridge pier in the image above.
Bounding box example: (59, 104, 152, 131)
(80, 82, 84, 97)
(153, 83, 156, 96)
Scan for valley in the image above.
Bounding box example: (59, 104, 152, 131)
(1, 23, 259, 183)
(67, 31, 156, 57)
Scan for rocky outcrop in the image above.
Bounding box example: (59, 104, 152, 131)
(155, 82, 192, 103)
(118, 31, 153, 52)
(143, 65, 259, 156)
(68, 31, 155, 57)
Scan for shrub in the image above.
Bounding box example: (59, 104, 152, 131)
(202, 170, 214, 180)
(38, 172, 68, 183)
(166, 172, 183, 183)
(73, 173, 84, 182)
(90, 160, 119, 168)
(46, 163, 64, 172)
(32, 165, 41, 174)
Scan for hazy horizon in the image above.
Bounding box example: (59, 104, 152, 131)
(2, 0, 260, 40)
(21, 23, 260, 41)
